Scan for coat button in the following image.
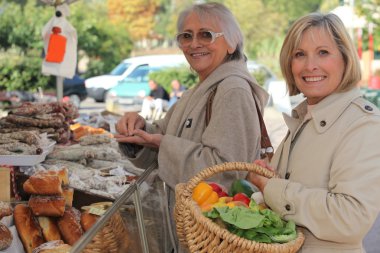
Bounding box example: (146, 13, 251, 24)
(285, 172, 290, 179)
(320, 120, 326, 127)
(285, 204, 291, 211)
(365, 105, 373, 111)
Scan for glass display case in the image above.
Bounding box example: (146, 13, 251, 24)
(70, 161, 171, 253)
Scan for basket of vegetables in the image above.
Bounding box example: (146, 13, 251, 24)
(174, 162, 304, 253)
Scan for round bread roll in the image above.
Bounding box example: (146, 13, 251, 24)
(0, 201, 12, 219)
(0, 222, 13, 250)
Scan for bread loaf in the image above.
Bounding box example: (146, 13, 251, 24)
(57, 207, 83, 246)
(14, 204, 45, 253)
(23, 174, 62, 195)
(29, 195, 66, 217)
(32, 240, 71, 253)
(61, 187, 73, 207)
(37, 216, 61, 241)
(80, 211, 99, 232)
(0, 222, 12, 250)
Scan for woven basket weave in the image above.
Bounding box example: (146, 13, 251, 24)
(82, 211, 129, 253)
(174, 162, 305, 253)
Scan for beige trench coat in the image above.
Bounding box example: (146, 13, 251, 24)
(265, 88, 380, 253)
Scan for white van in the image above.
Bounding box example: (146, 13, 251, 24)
(85, 54, 187, 102)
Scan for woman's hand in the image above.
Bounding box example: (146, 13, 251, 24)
(246, 160, 275, 192)
(115, 130, 163, 149)
(115, 112, 145, 136)
(114, 112, 162, 148)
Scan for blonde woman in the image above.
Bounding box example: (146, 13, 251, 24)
(248, 12, 380, 252)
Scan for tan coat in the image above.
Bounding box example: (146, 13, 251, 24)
(266, 88, 380, 253)
(123, 59, 268, 189)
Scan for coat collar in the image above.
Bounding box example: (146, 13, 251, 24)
(284, 88, 363, 134)
(182, 59, 268, 113)
(198, 59, 269, 109)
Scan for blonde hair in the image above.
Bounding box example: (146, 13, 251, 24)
(280, 12, 361, 96)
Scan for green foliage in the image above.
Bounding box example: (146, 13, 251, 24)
(0, 53, 52, 91)
(149, 67, 198, 92)
(0, 1, 49, 53)
(68, 1, 133, 77)
(357, 0, 380, 52)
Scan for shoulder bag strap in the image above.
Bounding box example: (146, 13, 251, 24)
(205, 85, 274, 161)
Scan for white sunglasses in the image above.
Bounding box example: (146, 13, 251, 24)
(176, 30, 224, 47)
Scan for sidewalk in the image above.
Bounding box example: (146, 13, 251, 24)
(263, 106, 379, 252)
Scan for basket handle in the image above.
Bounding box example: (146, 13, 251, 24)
(184, 162, 276, 197)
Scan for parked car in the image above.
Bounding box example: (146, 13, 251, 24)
(62, 74, 88, 107)
(85, 54, 187, 102)
(105, 64, 187, 114)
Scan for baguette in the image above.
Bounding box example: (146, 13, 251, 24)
(14, 204, 45, 253)
(29, 195, 66, 217)
(37, 216, 61, 241)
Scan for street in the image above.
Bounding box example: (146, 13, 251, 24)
(78, 98, 379, 252)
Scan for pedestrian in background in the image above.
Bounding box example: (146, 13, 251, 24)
(247, 12, 380, 253)
(168, 79, 186, 108)
(115, 2, 268, 251)
(140, 79, 169, 120)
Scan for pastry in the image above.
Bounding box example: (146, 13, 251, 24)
(29, 195, 66, 217)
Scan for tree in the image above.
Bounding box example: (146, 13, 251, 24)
(108, 0, 160, 43)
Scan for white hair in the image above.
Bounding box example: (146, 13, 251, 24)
(176, 2, 245, 61)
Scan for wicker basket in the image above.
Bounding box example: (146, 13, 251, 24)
(82, 210, 130, 253)
(174, 162, 305, 253)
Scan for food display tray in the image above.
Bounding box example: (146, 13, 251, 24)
(0, 141, 55, 166)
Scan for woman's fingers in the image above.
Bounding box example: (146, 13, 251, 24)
(115, 112, 145, 136)
(253, 159, 275, 171)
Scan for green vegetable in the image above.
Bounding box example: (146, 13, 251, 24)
(203, 203, 297, 243)
(229, 179, 259, 197)
(270, 232, 297, 243)
(216, 206, 264, 229)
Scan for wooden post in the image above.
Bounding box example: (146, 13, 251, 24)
(56, 75, 64, 101)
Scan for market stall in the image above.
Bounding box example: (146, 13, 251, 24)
(0, 100, 169, 253)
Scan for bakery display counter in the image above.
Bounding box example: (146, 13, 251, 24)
(71, 162, 158, 253)
(0, 102, 169, 252)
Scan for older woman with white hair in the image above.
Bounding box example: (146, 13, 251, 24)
(115, 2, 268, 251)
